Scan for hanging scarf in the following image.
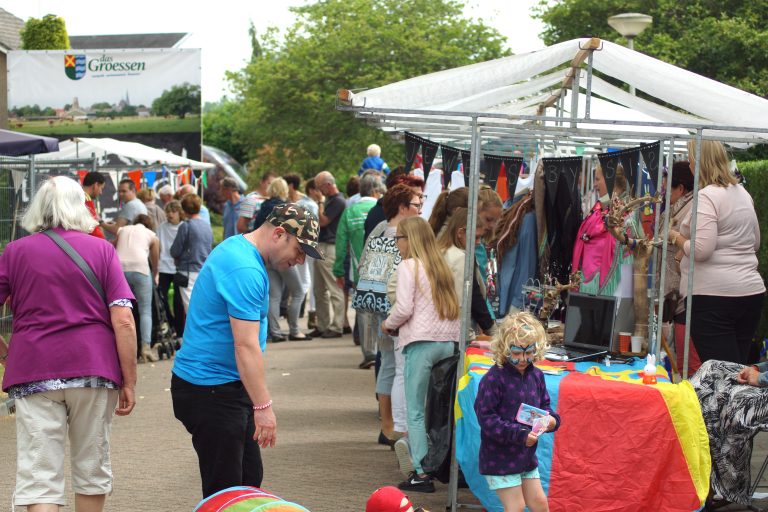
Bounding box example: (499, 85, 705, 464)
(571, 201, 616, 288)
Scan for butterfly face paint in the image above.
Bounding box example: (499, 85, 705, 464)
(507, 344, 537, 366)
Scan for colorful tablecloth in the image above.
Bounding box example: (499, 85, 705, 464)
(456, 347, 710, 512)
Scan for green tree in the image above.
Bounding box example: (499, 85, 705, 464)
(227, 0, 510, 182)
(20, 14, 70, 50)
(151, 83, 201, 119)
(203, 99, 248, 162)
(533, 0, 768, 97)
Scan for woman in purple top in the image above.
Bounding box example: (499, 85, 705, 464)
(474, 312, 561, 512)
(0, 176, 137, 512)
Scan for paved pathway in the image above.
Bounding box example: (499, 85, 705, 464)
(0, 334, 478, 511)
(3, 332, 768, 511)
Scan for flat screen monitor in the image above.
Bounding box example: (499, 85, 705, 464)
(563, 292, 617, 352)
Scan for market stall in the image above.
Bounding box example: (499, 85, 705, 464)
(337, 36, 768, 511)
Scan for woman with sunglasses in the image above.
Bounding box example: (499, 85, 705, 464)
(382, 216, 460, 493)
(474, 312, 560, 512)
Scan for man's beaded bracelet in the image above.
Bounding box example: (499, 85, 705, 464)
(252, 400, 273, 411)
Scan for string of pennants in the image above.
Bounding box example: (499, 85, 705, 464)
(404, 132, 661, 204)
(74, 167, 208, 192)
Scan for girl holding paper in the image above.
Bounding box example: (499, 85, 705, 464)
(474, 312, 561, 512)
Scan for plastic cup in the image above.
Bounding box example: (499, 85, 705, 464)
(631, 336, 644, 353)
(619, 332, 632, 353)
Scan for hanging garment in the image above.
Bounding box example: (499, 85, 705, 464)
(545, 172, 581, 285)
(497, 194, 538, 315)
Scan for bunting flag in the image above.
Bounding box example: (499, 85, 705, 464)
(483, 154, 523, 199)
(201, 170, 208, 188)
(194, 486, 310, 511)
(404, 132, 422, 173)
(421, 138, 439, 183)
(127, 169, 142, 191)
(108, 171, 121, 197)
(77, 170, 88, 184)
(177, 168, 190, 186)
(441, 145, 461, 189)
(454, 349, 710, 512)
(460, 150, 472, 187)
(598, 146, 641, 197)
(640, 141, 661, 186)
(496, 163, 509, 203)
(144, 171, 157, 189)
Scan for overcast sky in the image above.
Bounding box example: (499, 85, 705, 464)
(2, 0, 546, 103)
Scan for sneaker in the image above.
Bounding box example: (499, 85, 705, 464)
(398, 472, 435, 493)
(358, 358, 375, 369)
(321, 330, 342, 339)
(394, 438, 414, 478)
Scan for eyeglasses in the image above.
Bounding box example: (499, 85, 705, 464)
(393, 235, 408, 241)
(409, 202, 423, 210)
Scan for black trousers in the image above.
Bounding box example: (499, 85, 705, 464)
(158, 272, 185, 337)
(171, 374, 263, 498)
(690, 293, 765, 365)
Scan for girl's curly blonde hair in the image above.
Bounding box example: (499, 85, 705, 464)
(490, 311, 549, 367)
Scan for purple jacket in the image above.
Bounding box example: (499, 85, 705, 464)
(0, 228, 134, 390)
(474, 363, 560, 475)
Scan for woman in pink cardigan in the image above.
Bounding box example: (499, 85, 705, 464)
(382, 216, 460, 493)
(668, 140, 765, 365)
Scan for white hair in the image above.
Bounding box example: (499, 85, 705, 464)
(367, 144, 381, 157)
(157, 184, 173, 196)
(22, 175, 98, 233)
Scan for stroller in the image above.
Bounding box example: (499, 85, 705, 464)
(151, 284, 179, 360)
(133, 284, 179, 361)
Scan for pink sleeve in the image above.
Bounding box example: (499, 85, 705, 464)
(683, 191, 717, 261)
(383, 260, 416, 330)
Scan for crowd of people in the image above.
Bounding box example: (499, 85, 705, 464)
(0, 138, 766, 512)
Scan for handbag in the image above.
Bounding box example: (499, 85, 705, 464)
(173, 222, 190, 288)
(43, 229, 106, 302)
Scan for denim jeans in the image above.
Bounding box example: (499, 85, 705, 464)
(125, 271, 152, 345)
(404, 340, 455, 474)
(267, 266, 307, 337)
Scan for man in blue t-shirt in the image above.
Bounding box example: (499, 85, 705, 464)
(171, 203, 323, 498)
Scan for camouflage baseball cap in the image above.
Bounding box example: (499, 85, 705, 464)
(266, 203, 324, 259)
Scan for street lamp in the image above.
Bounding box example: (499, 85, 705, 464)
(607, 13, 653, 95)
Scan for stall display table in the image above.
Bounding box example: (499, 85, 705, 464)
(455, 347, 710, 512)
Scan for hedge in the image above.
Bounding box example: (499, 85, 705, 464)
(739, 160, 768, 345)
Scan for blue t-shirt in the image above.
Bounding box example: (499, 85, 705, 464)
(172, 235, 269, 385)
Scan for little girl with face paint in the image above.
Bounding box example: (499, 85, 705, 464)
(474, 312, 561, 512)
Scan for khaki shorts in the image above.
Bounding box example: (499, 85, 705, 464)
(14, 388, 118, 506)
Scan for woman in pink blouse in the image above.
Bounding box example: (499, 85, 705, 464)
(668, 140, 765, 365)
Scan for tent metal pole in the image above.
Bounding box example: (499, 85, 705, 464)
(449, 117, 482, 512)
(585, 50, 594, 119)
(653, 139, 673, 364)
(683, 131, 703, 378)
(570, 70, 580, 128)
(29, 154, 35, 194)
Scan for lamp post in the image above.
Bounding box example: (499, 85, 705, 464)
(607, 13, 653, 95)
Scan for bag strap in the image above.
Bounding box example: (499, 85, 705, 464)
(42, 229, 106, 303)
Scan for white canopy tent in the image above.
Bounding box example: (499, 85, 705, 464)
(342, 38, 768, 151)
(338, 37, 768, 512)
(35, 137, 214, 170)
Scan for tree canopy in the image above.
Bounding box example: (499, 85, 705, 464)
(21, 14, 70, 50)
(152, 83, 201, 119)
(220, 0, 510, 182)
(533, 0, 768, 97)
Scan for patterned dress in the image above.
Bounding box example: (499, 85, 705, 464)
(690, 359, 768, 504)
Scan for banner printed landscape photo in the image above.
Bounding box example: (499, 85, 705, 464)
(8, 49, 202, 159)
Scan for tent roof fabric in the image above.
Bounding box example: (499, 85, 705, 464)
(344, 38, 768, 146)
(35, 137, 213, 169)
(0, 129, 59, 156)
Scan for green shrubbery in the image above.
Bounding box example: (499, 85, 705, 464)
(739, 160, 768, 344)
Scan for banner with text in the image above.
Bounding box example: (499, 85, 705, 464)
(8, 49, 202, 159)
